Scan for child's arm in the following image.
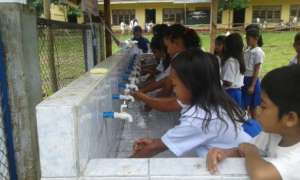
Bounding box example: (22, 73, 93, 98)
(239, 143, 282, 180)
(132, 91, 181, 112)
(248, 63, 261, 94)
(139, 78, 166, 93)
(155, 77, 173, 97)
(130, 138, 167, 158)
(207, 148, 241, 173)
(222, 80, 233, 88)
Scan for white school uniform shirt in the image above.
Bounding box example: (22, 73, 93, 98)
(289, 56, 299, 65)
(253, 133, 300, 180)
(221, 57, 244, 89)
(156, 59, 164, 73)
(155, 53, 180, 82)
(244, 47, 265, 77)
(155, 65, 171, 82)
(161, 105, 252, 157)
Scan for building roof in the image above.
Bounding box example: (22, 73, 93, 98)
(98, 0, 211, 4)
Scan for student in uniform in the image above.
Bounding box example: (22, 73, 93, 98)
(221, 33, 245, 107)
(132, 26, 149, 53)
(242, 28, 265, 117)
(130, 49, 251, 158)
(207, 65, 300, 180)
(214, 35, 226, 75)
(140, 35, 170, 84)
(214, 35, 226, 59)
(133, 25, 201, 112)
(289, 32, 300, 65)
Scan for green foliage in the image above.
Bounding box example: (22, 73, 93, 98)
(28, 0, 81, 17)
(218, 0, 250, 11)
(67, 6, 81, 17)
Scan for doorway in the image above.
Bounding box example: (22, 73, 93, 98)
(145, 9, 156, 23)
(233, 8, 245, 27)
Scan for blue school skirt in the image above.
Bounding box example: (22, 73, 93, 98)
(242, 76, 261, 109)
(226, 88, 242, 107)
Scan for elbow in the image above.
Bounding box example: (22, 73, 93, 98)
(249, 169, 268, 180)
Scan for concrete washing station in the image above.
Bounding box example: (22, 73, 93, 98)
(36, 47, 251, 180)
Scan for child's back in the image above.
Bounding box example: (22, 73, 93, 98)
(162, 105, 251, 157)
(244, 46, 265, 77)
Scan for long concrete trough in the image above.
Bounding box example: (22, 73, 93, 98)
(36, 47, 252, 180)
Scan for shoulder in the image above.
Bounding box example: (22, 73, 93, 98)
(181, 106, 215, 118)
(225, 57, 236, 63)
(141, 37, 149, 43)
(253, 47, 265, 56)
(290, 57, 297, 65)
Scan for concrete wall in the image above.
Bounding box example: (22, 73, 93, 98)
(0, 3, 42, 180)
(36, 49, 136, 179)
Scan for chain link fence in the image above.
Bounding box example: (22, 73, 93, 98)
(0, 97, 10, 180)
(38, 19, 90, 97)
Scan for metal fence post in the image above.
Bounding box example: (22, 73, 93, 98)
(43, 0, 59, 92)
(99, 23, 106, 61)
(0, 33, 18, 180)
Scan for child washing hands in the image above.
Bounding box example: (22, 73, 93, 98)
(131, 49, 251, 158)
(207, 65, 300, 180)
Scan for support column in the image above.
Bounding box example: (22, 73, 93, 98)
(104, 0, 112, 57)
(210, 0, 218, 53)
(0, 3, 42, 180)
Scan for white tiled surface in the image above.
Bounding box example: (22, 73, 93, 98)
(82, 158, 250, 179)
(37, 106, 77, 177)
(84, 159, 148, 177)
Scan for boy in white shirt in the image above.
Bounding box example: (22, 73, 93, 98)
(221, 33, 245, 107)
(289, 32, 300, 65)
(207, 65, 300, 180)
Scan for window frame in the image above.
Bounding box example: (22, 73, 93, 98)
(112, 9, 136, 26)
(252, 5, 282, 23)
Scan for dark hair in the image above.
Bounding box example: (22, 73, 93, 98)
(165, 24, 201, 49)
(245, 24, 264, 47)
(172, 48, 246, 132)
(215, 35, 226, 45)
(150, 35, 170, 70)
(294, 32, 300, 43)
(152, 24, 168, 37)
(133, 26, 142, 33)
(184, 28, 201, 48)
(261, 65, 300, 118)
(214, 35, 226, 55)
(223, 33, 246, 74)
(150, 36, 164, 51)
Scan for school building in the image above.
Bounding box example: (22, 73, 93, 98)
(97, 0, 300, 30)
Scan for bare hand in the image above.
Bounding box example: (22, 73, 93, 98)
(206, 148, 227, 174)
(131, 138, 155, 158)
(131, 91, 143, 100)
(247, 86, 255, 95)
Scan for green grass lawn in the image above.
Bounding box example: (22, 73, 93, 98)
(113, 31, 297, 77)
(40, 31, 296, 96)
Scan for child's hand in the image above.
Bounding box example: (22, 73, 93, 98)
(206, 148, 228, 174)
(131, 91, 143, 100)
(131, 138, 155, 158)
(238, 143, 259, 157)
(247, 86, 255, 95)
(144, 104, 152, 112)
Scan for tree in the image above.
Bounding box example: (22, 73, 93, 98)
(218, 0, 250, 28)
(28, 0, 81, 22)
(28, 0, 59, 16)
